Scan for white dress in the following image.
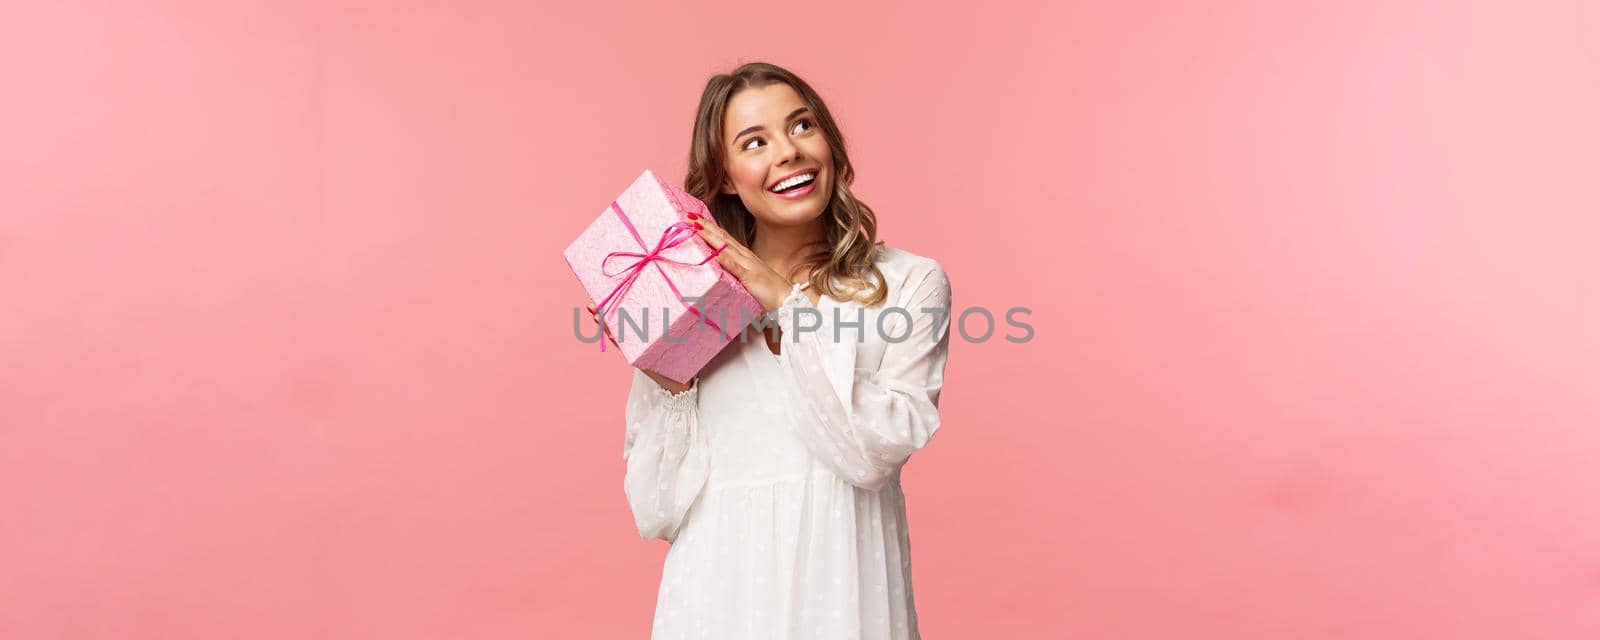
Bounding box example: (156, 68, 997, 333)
(622, 246, 952, 640)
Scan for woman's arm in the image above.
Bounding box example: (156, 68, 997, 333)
(622, 369, 710, 542)
(771, 261, 953, 491)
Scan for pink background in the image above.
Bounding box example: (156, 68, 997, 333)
(3, 1, 1598, 638)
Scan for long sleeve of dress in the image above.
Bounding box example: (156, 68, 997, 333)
(621, 369, 710, 543)
(770, 261, 953, 492)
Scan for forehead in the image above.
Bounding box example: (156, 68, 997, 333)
(723, 83, 806, 136)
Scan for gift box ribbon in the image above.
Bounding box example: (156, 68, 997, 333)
(594, 200, 729, 352)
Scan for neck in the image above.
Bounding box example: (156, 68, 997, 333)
(751, 218, 825, 283)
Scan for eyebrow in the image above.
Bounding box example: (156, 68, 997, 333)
(732, 107, 811, 145)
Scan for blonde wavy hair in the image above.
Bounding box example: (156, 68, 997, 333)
(683, 62, 888, 307)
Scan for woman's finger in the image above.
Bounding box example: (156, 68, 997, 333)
(687, 210, 717, 227)
(687, 212, 731, 244)
(688, 215, 717, 246)
(689, 222, 756, 280)
(584, 301, 617, 343)
(715, 248, 749, 280)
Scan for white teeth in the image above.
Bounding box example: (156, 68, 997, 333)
(770, 172, 816, 192)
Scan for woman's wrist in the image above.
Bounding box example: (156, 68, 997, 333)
(761, 280, 815, 313)
(755, 274, 793, 313)
(642, 369, 693, 396)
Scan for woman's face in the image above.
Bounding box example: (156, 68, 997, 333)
(719, 82, 833, 229)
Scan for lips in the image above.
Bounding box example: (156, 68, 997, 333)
(770, 176, 818, 200)
(768, 169, 818, 193)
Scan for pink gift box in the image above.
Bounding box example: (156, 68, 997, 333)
(563, 169, 767, 383)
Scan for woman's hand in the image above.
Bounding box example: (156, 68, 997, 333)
(585, 300, 693, 395)
(685, 212, 794, 313)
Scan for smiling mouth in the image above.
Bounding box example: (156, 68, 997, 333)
(769, 171, 818, 194)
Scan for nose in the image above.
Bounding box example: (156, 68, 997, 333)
(772, 134, 803, 166)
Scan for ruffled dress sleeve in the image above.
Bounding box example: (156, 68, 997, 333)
(768, 261, 953, 491)
(622, 369, 710, 543)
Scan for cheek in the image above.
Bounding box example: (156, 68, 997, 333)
(730, 158, 767, 193)
(805, 140, 833, 173)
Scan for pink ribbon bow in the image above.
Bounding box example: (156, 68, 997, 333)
(593, 200, 727, 352)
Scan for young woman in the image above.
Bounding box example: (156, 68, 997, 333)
(586, 62, 952, 639)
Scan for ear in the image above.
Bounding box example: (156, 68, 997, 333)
(719, 178, 738, 195)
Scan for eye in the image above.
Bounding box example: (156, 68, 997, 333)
(739, 120, 813, 151)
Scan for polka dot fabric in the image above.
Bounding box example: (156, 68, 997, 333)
(621, 246, 952, 639)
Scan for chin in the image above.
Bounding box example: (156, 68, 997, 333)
(762, 200, 827, 226)
(765, 184, 829, 221)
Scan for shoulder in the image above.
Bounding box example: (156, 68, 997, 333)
(871, 244, 949, 303)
